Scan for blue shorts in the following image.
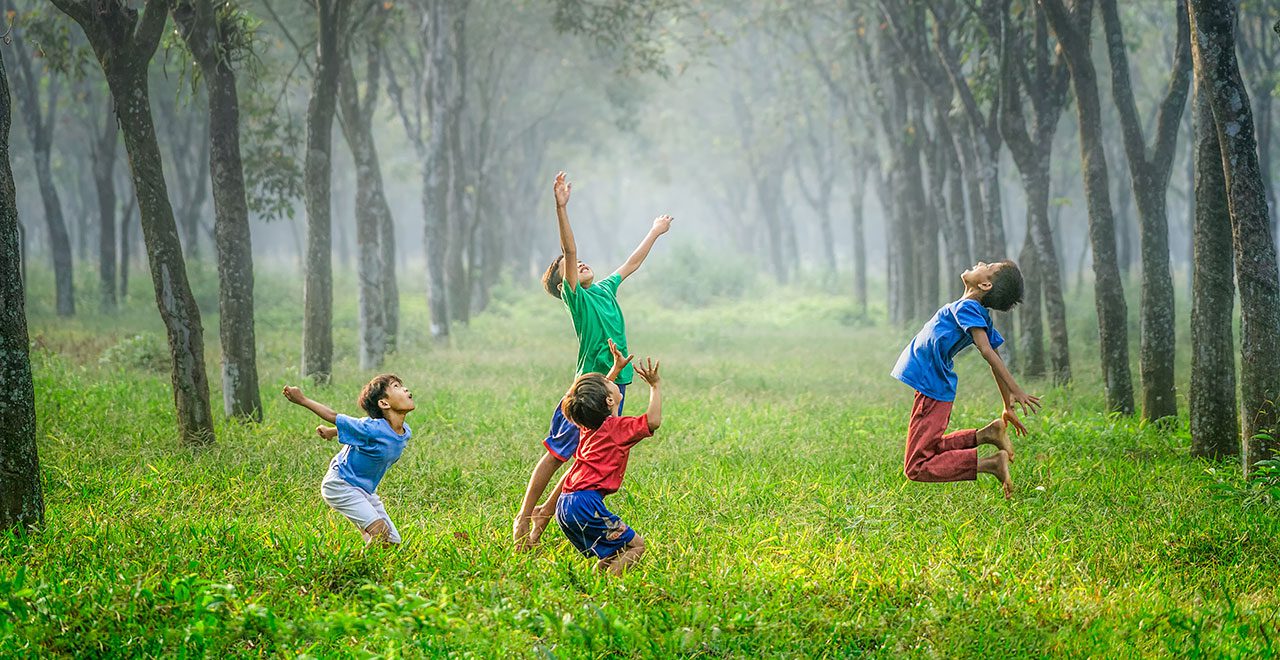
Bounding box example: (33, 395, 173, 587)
(543, 383, 627, 461)
(555, 489, 636, 559)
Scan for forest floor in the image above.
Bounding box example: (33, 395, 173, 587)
(4, 264, 1280, 657)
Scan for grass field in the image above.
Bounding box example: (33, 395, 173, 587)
(4, 261, 1280, 657)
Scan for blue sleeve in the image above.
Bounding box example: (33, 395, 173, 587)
(955, 300, 1003, 349)
(335, 414, 373, 447)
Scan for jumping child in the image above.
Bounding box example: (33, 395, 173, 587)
(890, 260, 1040, 498)
(556, 356, 663, 575)
(283, 375, 415, 545)
(512, 171, 672, 549)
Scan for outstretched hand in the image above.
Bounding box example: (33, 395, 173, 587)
(634, 358, 661, 386)
(1009, 390, 1042, 417)
(282, 386, 306, 405)
(554, 171, 571, 208)
(651, 214, 673, 235)
(608, 338, 634, 373)
(1003, 409, 1029, 437)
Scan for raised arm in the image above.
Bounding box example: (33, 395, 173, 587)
(605, 338, 634, 382)
(282, 386, 338, 424)
(634, 358, 662, 432)
(614, 215, 673, 281)
(554, 171, 579, 291)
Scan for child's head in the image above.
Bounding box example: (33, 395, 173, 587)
(561, 373, 621, 430)
(541, 255, 595, 299)
(963, 260, 1024, 311)
(358, 374, 415, 419)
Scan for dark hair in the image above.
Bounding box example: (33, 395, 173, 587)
(562, 373, 612, 430)
(983, 260, 1024, 311)
(358, 374, 402, 419)
(542, 255, 565, 299)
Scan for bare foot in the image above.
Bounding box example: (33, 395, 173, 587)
(978, 417, 1013, 462)
(513, 515, 533, 550)
(316, 425, 338, 440)
(993, 450, 1013, 499)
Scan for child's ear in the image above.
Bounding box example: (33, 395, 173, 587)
(978, 280, 994, 292)
(379, 398, 391, 411)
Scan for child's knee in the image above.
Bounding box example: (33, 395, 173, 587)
(629, 534, 646, 554)
(903, 464, 926, 482)
(364, 518, 393, 543)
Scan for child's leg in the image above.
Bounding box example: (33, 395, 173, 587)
(514, 450, 567, 547)
(976, 417, 1014, 460)
(365, 491, 402, 544)
(977, 450, 1013, 499)
(903, 394, 978, 482)
(321, 470, 387, 543)
(597, 535, 646, 576)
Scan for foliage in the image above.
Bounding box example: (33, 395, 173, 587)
(1208, 450, 1280, 508)
(97, 333, 168, 373)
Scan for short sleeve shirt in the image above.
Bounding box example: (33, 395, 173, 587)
(890, 298, 1005, 402)
(561, 415, 653, 495)
(330, 414, 411, 493)
(560, 273, 633, 384)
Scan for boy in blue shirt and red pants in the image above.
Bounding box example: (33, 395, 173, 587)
(891, 261, 1041, 498)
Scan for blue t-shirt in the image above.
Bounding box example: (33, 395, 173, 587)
(891, 298, 1005, 402)
(329, 414, 411, 493)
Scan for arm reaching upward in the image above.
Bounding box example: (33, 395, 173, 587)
(554, 171, 579, 291)
(634, 358, 662, 431)
(282, 386, 338, 424)
(615, 215, 673, 281)
(605, 338, 634, 382)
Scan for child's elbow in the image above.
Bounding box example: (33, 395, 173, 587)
(647, 418, 662, 433)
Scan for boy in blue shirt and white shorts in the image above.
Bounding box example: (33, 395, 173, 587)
(283, 375, 415, 545)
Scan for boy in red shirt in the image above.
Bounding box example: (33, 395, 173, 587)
(555, 357, 663, 575)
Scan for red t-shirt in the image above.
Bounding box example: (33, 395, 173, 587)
(562, 415, 653, 495)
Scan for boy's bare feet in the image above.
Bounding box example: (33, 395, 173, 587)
(316, 425, 338, 440)
(977, 417, 1014, 462)
(979, 450, 1014, 499)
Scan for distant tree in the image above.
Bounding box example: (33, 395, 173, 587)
(1188, 0, 1280, 470)
(1100, 0, 1191, 421)
(1236, 0, 1280, 239)
(1041, 0, 1135, 415)
(52, 0, 216, 446)
(4, 1, 75, 316)
(0, 42, 43, 533)
(172, 0, 263, 421)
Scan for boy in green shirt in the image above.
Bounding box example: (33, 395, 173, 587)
(513, 171, 673, 549)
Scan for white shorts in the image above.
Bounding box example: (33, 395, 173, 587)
(320, 468, 402, 544)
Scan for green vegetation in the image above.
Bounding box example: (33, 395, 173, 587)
(4, 265, 1278, 657)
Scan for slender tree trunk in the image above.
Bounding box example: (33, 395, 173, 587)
(174, 0, 264, 421)
(25, 123, 75, 316)
(1042, 0, 1135, 415)
(119, 190, 136, 300)
(1189, 77, 1239, 459)
(301, 0, 347, 382)
(423, 0, 454, 339)
(1189, 0, 1280, 469)
(0, 47, 43, 533)
(1017, 217, 1046, 378)
(92, 109, 118, 312)
(380, 199, 398, 352)
(1026, 164, 1071, 384)
(851, 167, 867, 313)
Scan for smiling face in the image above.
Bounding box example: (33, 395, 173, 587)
(574, 260, 595, 287)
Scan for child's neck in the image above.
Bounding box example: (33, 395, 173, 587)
(383, 410, 407, 435)
(961, 285, 985, 302)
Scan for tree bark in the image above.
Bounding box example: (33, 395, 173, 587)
(1100, 0, 1189, 421)
(851, 165, 868, 313)
(422, 0, 458, 339)
(1189, 75, 1239, 459)
(1041, 0, 1135, 414)
(302, 0, 348, 381)
(54, 0, 216, 446)
(0, 45, 44, 533)
(174, 0, 264, 422)
(1189, 0, 1280, 470)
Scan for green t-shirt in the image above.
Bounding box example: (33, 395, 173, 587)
(560, 272, 632, 384)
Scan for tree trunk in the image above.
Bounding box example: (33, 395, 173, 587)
(1042, 0, 1135, 415)
(1017, 222, 1046, 378)
(1189, 0, 1280, 470)
(1189, 76, 1239, 459)
(422, 0, 456, 340)
(301, 0, 347, 382)
(1100, 0, 1189, 421)
(92, 108, 118, 312)
(851, 167, 868, 313)
(0, 46, 43, 533)
(55, 0, 218, 446)
(119, 190, 137, 300)
(337, 42, 389, 370)
(174, 0, 264, 421)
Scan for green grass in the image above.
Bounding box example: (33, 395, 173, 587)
(4, 262, 1279, 657)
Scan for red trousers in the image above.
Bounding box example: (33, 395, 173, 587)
(904, 392, 978, 482)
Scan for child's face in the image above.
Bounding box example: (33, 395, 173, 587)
(961, 261, 1002, 291)
(380, 381, 416, 415)
(575, 260, 595, 287)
